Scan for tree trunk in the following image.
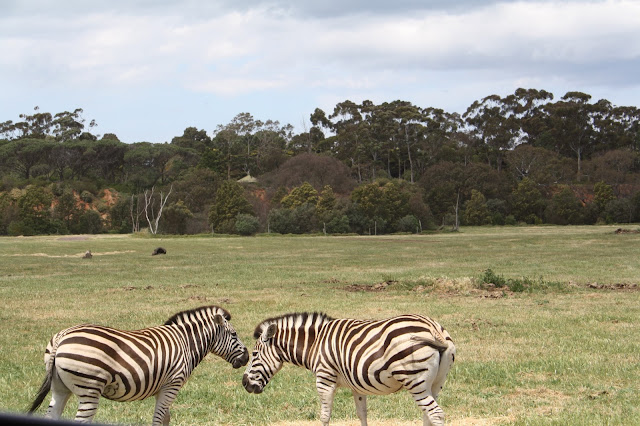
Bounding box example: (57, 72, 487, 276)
(405, 126, 414, 183)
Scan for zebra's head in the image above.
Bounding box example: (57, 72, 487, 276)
(242, 322, 282, 394)
(211, 313, 249, 369)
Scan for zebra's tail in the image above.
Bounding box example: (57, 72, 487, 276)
(28, 336, 58, 414)
(433, 338, 456, 399)
(28, 358, 53, 413)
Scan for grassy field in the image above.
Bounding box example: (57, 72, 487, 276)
(0, 226, 639, 425)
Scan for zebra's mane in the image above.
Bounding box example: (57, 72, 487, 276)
(164, 305, 231, 326)
(253, 312, 334, 339)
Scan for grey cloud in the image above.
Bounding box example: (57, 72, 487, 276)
(2, 0, 585, 20)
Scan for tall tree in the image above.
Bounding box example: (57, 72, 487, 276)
(541, 92, 596, 180)
(171, 127, 211, 152)
(0, 138, 54, 179)
(329, 100, 366, 182)
(52, 108, 96, 142)
(464, 94, 521, 171)
(208, 180, 253, 233)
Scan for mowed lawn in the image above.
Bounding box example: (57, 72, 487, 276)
(1, 226, 639, 425)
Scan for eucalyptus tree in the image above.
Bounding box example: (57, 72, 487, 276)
(391, 100, 423, 182)
(0, 138, 54, 179)
(253, 120, 292, 175)
(89, 138, 127, 182)
(209, 128, 243, 179)
(329, 100, 367, 182)
(365, 102, 396, 179)
(211, 113, 293, 179)
(591, 102, 640, 153)
(124, 142, 182, 188)
(509, 88, 554, 145)
(52, 108, 96, 142)
(0, 106, 53, 140)
(464, 94, 522, 171)
(540, 92, 598, 180)
(415, 107, 462, 177)
(171, 127, 211, 153)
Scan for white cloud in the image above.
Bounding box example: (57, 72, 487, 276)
(1, 0, 639, 141)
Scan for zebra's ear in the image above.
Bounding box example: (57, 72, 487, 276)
(213, 314, 225, 325)
(265, 323, 277, 340)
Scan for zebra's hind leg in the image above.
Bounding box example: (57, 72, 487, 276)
(44, 369, 72, 419)
(73, 388, 103, 423)
(352, 391, 367, 426)
(406, 384, 444, 426)
(400, 353, 445, 426)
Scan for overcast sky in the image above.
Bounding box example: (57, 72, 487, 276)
(1, 0, 639, 143)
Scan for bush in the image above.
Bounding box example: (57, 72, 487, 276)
(281, 182, 319, 209)
(395, 215, 420, 233)
(8, 220, 35, 236)
(545, 187, 583, 225)
(605, 198, 635, 223)
(80, 190, 94, 203)
(73, 210, 104, 234)
(209, 181, 253, 232)
(464, 190, 491, 226)
(235, 214, 260, 235)
(479, 268, 562, 293)
(324, 214, 351, 234)
(161, 201, 194, 234)
(510, 178, 546, 223)
(269, 204, 317, 234)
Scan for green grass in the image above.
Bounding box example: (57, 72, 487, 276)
(1, 225, 639, 425)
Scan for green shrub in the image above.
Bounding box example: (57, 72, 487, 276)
(479, 268, 563, 293)
(269, 204, 316, 234)
(235, 214, 260, 235)
(324, 214, 350, 234)
(80, 190, 94, 203)
(396, 215, 420, 233)
(72, 210, 103, 234)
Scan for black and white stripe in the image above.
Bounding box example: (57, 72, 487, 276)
(29, 305, 248, 425)
(243, 312, 455, 426)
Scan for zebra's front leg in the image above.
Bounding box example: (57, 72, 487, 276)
(315, 372, 338, 426)
(153, 385, 180, 426)
(352, 391, 367, 426)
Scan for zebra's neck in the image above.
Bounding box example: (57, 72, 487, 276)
(166, 309, 218, 373)
(270, 312, 332, 370)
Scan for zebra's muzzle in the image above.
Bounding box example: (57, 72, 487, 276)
(242, 373, 263, 394)
(232, 348, 250, 369)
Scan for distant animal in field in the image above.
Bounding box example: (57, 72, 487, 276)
(152, 247, 166, 256)
(243, 312, 455, 426)
(29, 305, 248, 425)
(82, 250, 92, 259)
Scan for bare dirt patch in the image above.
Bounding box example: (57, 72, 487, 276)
(587, 282, 639, 291)
(614, 228, 640, 234)
(342, 280, 398, 292)
(2, 250, 136, 258)
(57, 236, 92, 241)
(122, 285, 154, 291)
(270, 418, 512, 426)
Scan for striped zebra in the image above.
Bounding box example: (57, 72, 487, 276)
(243, 312, 455, 426)
(29, 305, 249, 425)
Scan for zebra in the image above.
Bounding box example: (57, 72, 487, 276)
(243, 312, 455, 426)
(29, 305, 249, 425)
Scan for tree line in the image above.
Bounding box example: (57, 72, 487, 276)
(1, 87, 639, 236)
